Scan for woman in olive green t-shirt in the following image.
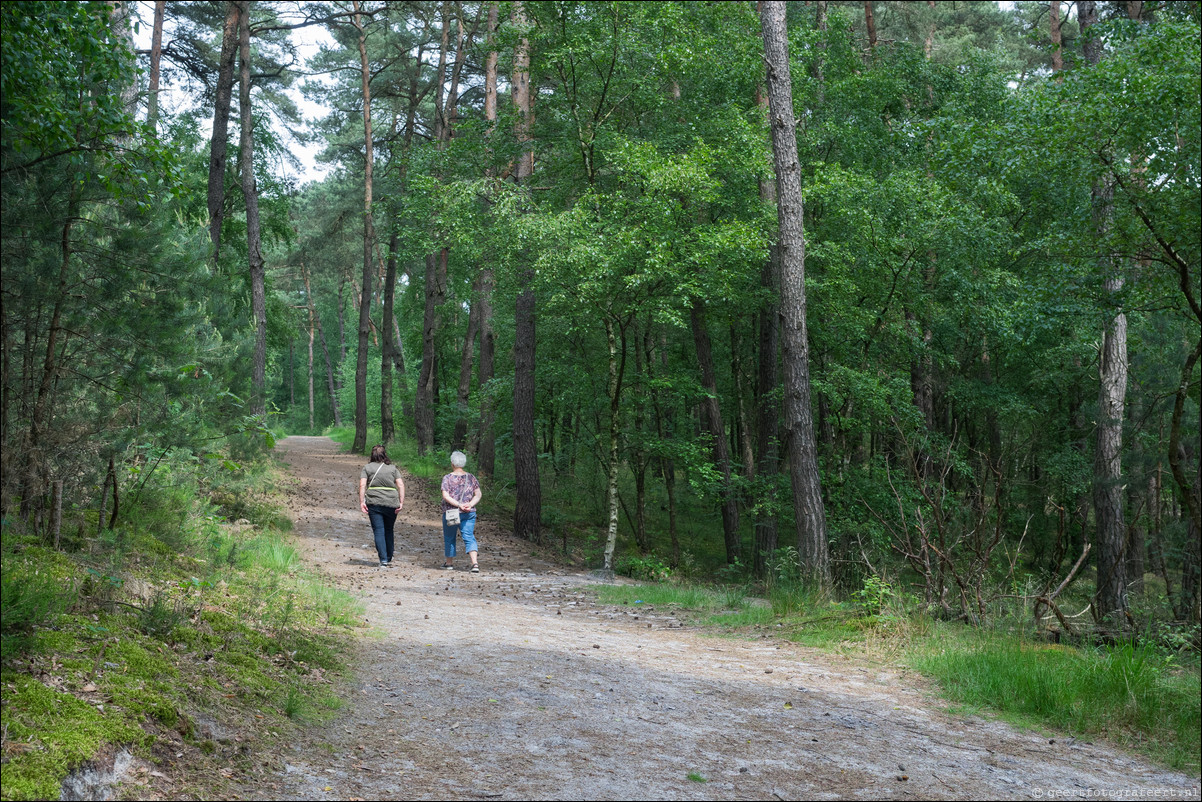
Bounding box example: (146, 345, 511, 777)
(359, 445, 405, 567)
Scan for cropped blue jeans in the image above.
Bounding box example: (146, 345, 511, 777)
(442, 510, 477, 558)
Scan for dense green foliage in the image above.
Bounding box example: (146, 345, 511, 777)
(275, 0, 1199, 630)
(1, 0, 1199, 788)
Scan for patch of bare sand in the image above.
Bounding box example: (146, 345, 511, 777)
(234, 436, 1200, 801)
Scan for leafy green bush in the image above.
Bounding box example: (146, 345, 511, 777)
(852, 575, 897, 615)
(615, 554, 672, 582)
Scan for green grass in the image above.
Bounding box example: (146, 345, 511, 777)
(597, 582, 738, 612)
(912, 629, 1201, 772)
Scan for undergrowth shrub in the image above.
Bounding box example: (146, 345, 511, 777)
(615, 554, 672, 582)
(1, 551, 76, 660)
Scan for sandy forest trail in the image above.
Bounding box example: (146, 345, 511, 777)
(239, 436, 1199, 801)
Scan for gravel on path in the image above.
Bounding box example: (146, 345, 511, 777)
(235, 436, 1201, 801)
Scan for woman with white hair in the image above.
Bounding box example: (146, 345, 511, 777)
(440, 450, 482, 571)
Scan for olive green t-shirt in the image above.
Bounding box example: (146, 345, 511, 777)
(361, 462, 401, 507)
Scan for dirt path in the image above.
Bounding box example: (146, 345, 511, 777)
(240, 436, 1199, 801)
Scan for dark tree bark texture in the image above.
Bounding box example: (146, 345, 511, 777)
(761, 0, 830, 584)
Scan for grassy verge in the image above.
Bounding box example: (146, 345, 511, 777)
(0, 458, 363, 801)
(593, 580, 1201, 774)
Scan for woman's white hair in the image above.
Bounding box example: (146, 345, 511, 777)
(450, 450, 468, 468)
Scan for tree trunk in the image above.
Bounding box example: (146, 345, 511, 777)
(1081, 0, 1128, 625)
(306, 281, 316, 431)
(393, 317, 412, 423)
(147, 0, 165, 130)
(731, 324, 756, 481)
(754, 145, 781, 577)
(1049, 1, 1064, 76)
(22, 205, 75, 520)
(452, 277, 482, 450)
(208, 1, 240, 257)
(475, 0, 499, 476)
(416, 253, 442, 454)
(351, 1, 375, 455)
(381, 230, 398, 444)
(316, 297, 341, 427)
(690, 301, 740, 565)
(602, 316, 625, 571)
(107, 2, 137, 116)
(761, 0, 830, 584)
(288, 341, 295, 407)
(337, 276, 347, 366)
(633, 329, 649, 553)
(1169, 340, 1202, 533)
(475, 268, 497, 475)
(51, 479, 63, 550)
(648, 332, 679, 564)
(1080, 0, 1103, 66)
(238, 1, 267, 416)
(924, 0, 937, 59)
(864, 1, 878, 51)
(813, 1, 827, 105)
(511, 0, 541, 542)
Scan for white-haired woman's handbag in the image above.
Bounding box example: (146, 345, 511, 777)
(445, 508, 460, 525)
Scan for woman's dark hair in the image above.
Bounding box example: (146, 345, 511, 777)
(369, 445, 391, 465)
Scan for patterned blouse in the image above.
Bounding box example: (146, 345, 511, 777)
(441, 472, 481, 512)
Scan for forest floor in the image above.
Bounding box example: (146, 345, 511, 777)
(231, 436, 1200, 801)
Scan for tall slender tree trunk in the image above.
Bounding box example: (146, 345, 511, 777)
(208, 1, 239, 257)
(337, 277, 347, 366)
(416, 253, 441, 454)
(602, 316, 625, 570)
(632, 329, 649, 553)
(761, 0, 830, 584)
(393, 316, 412, 423)
(107, 2, 137, 116)
(475, 0, 500, 476)
(650, 332, 680, 564)
(381, 231, 399, 444)
(754, 112, 781, 576)
(315, 303, 341, 427)
(1049, 1, 1064, 76)
(690, 301, 740, 564)
(22, 202, 76, 520)
(452, 276, 482, 450)
(351, 1, 376, 454)
(731, 324, 756, 481)
(304, 271, 316, 431)
(237, 1, 267, 416)
(1081, 0, 1129, 625)
(813, 1, 827, 105)
(147, 0, 165, 131)
(864, 1, 878, 51)
(511, 0, 541, 542)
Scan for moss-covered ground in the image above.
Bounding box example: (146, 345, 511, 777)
(0, 455, 362, 801)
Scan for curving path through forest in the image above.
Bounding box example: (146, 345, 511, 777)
(237, 436, 1200, 801)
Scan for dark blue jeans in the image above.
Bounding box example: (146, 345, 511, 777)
(367, 504, 397, 563)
